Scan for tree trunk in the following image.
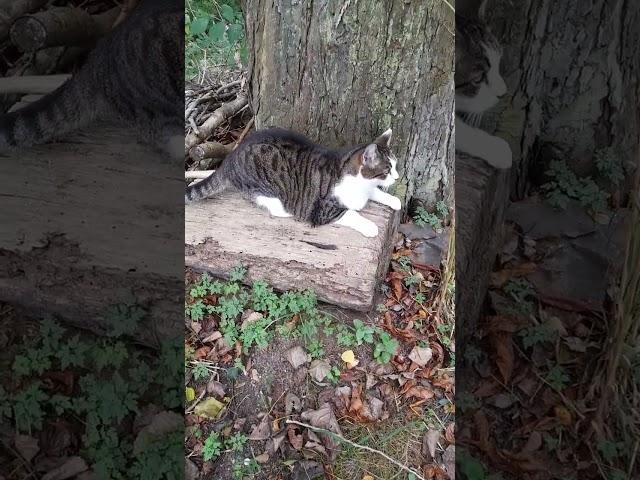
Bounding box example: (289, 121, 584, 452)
(489, 0, 640, 198)
(242, 0, 455, 207)
(457, 0, 640, 342)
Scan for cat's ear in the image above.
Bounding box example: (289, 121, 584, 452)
(374, 128, 392, 147)
(361, 144, 378, 166)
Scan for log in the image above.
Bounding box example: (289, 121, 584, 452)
(0, 74, 70, 94)
(185, 192, 400, 311)
(455, 153, 510, 345)
(0, 124, 183, 347)
(188, 141, 232, 162)
(10, 6, 119, 52)
(0, 0, 48, 39)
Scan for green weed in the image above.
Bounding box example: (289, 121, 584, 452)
(203, 431, 223, 461)
(185, 0, 247, 79)
(542, 160, 609, 212)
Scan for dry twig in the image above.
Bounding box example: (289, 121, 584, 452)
(185, 94, 248, 152)
(285, 419, 426, 480)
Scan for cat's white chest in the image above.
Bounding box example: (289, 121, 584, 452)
(333, 174, 374, 211)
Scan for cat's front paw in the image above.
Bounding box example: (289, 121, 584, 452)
(359, 219, 379, 238)
(486, 137, 513, 169)
(386, 195, 402, 211)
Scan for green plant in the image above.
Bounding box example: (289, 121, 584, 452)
(185, 0, 247, 78)
(504, 278, 536, 317)
(519, 324, 556, 349)
(373, 331, 399, 364)
(542, 160, 609, 212)
(353, 319, 375, 345)
(203, 431, 223, 461)
(404, 274, 422, 287)
(414, 292, 426, 304)
(326, 366, 342, 385)
(232, 458, 261, 479)
(336, 325, 356, 347)
(413, 206, 442, 229)
(597, 440, 624, 464)
(226, 433, 248, 452)
(594, 147, 624, 185)
(307, 340, 325, 359)
(545, 365, 570, 391)
(397, 256, 412, 271)
(192, 361, 211, 381)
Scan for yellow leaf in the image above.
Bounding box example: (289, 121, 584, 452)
(185, 387, 195, 402)
(341, 350, 356, 364)
(363, 475, 374, 480)
(194, 397, 225, 419)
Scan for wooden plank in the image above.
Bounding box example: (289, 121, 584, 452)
(0, 124, 183, 345)
(185, 191, 400, 311)
(456, 153, 510, 343)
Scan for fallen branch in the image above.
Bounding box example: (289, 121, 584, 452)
(185, 94, 248, 152)
(10, 6, 119, 52)
(188, 141, 232, 162)
(285, 419, 426, 480)
(0, 74, 70, 94)
(0, 0, 48, 39)
(185, 170, 214, 180)
(235, 117, 255, 148)
(9, 94, 43, 112)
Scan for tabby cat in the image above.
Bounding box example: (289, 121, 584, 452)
(0, 0, 183, 158)
(455, 13, 512, 168)
(185, 128, 402, 238)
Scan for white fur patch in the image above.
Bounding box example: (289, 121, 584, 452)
(456, 44, 506, 114)
(333, 173, 377, 211)
(335, 210, 379, 237)
(255, 196, 293, 217)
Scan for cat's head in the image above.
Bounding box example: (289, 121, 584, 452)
(455, 15, 506, 114)
(358, 129, 400, 188)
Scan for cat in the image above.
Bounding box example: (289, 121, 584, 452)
(185, 128, 402, 238)
(455, 13, 512, 169)
(0, 0, 183, 158)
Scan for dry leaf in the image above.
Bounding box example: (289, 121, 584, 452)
(423, 429, 440, 460)
(287, 425, 304, 450)
(201, 331, 222, 343)
(255, 453, 269, 464)
(444, 422, 455, 444)
(194, 397, 225, 419)
(341, 350, 355, 364)
(285, 393, 302, 415)
(286, 346, 309, 369)
(185, 387, 195, 402)
(408, 345, 433, 367)
(309, 359, 331, 382)
(249, 415, 272, 441)
(206, 379, 225, 398)
(363, 476, 374, 480)
(194, 346, 211, 359)
(490, 262, 537, 287)
(491, 331, 514, 384)
(134, 411, 182, 454)
(42, 457, 88, 480)
(14, 434, 39, 462)
(554, 405, 572, 426)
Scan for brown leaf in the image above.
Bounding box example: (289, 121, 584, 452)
(201, 331, 222, 343)
(14, 434, 39, 462)
(404, 385, 435, 401)
(423, 429, 440, 460)
(490, 262, 537, 288)
(444, 422, 455, 444)
(287, 425, 304, 450)
(491, 331, 514, 384)
(554, 405, 572, 426)
(249, 415, 271, 441)
(349, 384, 364, 414)
(42, 457, 88, 480)
(285, 346, 309, 369)
(194, 346, 211, 359)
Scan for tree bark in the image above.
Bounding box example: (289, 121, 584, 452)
(489, 0, 640, 198)
(242, 0, 454, 207)
(456, 0, 640, 341)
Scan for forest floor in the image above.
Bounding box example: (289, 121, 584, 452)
(184, 75, 456, 480)
(459, 185, 634, 479)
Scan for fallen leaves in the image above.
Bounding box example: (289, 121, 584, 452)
(194, 397, 226, 420)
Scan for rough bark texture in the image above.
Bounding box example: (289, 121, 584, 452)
(185, 191, 400, 311)
(243, 0, 454, 207)
(490, 0, 640, 198)
(0, 125, 183, 346)
(457, 0, 640, 340)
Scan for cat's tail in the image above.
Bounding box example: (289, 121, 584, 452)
(0, 74, 100, 152)
(185, 170, 229, 203)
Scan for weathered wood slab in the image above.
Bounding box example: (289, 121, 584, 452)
(456, 153, 510, 344)
(185, 191, 400, 311)
(0, 124, 183, 345)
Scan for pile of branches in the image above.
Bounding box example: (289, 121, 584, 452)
(184, 77, 253, 175)
(0, 0, 132, 111)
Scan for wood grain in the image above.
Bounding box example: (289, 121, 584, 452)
(185, 191, 400, 311)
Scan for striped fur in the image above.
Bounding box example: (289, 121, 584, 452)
(186, 128, 399, 227)
(0, 0, 183, 155)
